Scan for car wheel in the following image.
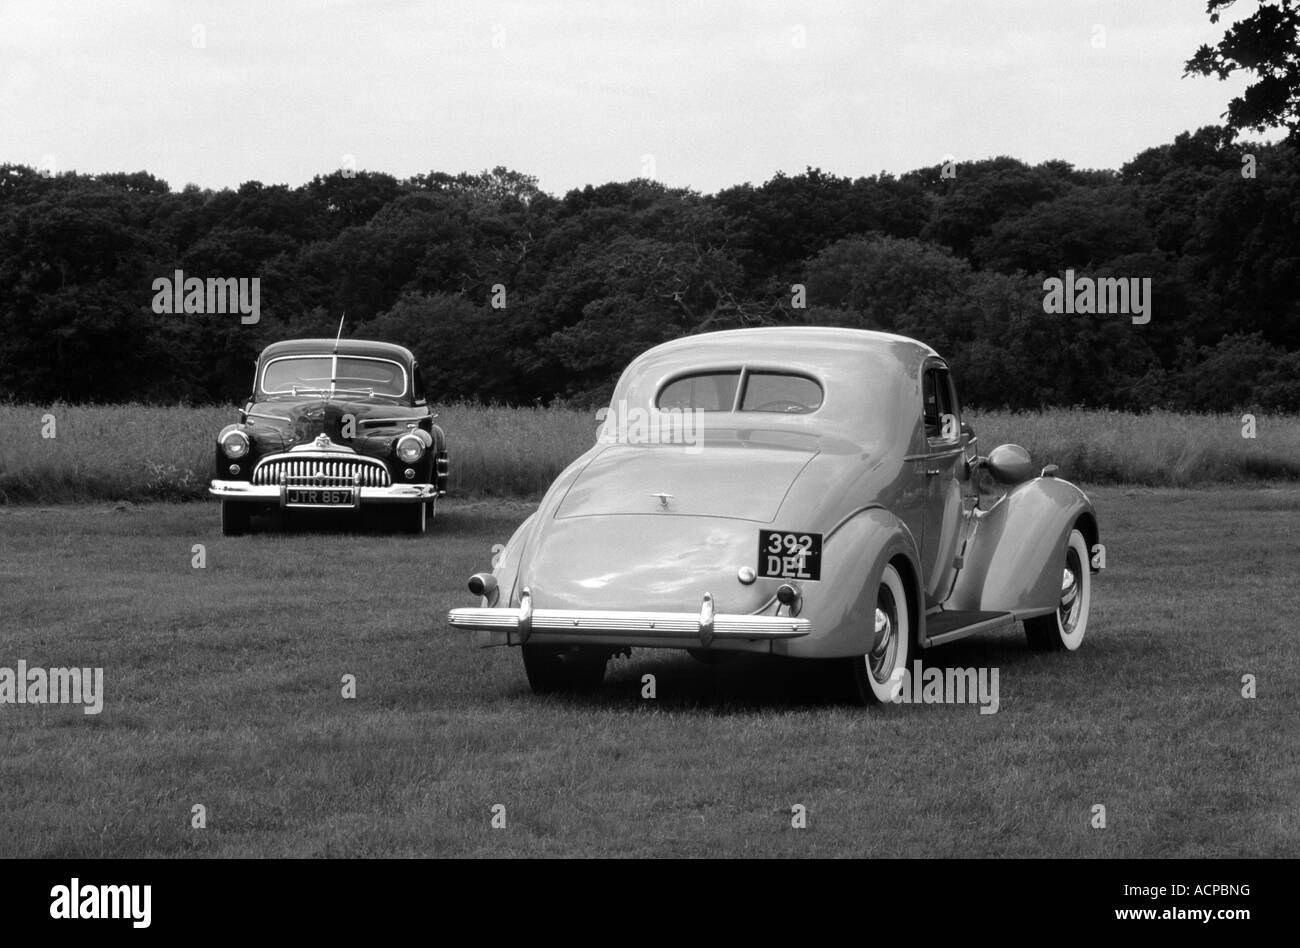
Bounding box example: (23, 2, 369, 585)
(522, 645, 609, 694)
(1025, 528, 1090, 651)
(845, 562, 911, 705)
(220, 501, 250, 537)
(401, 502, 427, 535)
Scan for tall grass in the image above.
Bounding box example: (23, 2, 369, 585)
(0, 401, 597, 504)
(967, 409, 1300, 485)
(0, 403, 1296, 504)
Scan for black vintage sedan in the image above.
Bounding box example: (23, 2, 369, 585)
(209, 339, 448, 535)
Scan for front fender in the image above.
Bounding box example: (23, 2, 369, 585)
(948, 476, 1098, 616)
(778, 506, 922, 659)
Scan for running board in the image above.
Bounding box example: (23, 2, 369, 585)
(923, 610, 1016, 647)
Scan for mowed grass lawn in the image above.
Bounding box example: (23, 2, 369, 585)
(0, 488, 1295, 858)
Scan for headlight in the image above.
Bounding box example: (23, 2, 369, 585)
(220, 430, 250, 459)
(396, 433, 425, 463)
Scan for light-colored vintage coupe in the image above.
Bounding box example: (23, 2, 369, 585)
(449, 327, 1099, 703)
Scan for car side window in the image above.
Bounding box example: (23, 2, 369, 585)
(923, 366, 959, 442)
(412, 364, 428, 405)
(923, 370, 940, 438)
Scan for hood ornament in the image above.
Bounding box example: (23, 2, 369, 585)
(650, 492, 673, 509)
(314, 433, 333, 449)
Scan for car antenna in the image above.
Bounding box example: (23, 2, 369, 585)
(328, 312, 345, 401)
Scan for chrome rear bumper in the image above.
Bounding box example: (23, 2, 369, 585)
(448, 588, 811, 647)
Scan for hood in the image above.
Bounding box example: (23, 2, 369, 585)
(244, 396, 416, 452)
(556, 441, 818, 523)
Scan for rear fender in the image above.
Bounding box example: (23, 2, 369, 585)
(487, 513, 536, 608)
(479, 447, 604, 607)
(780, 506, 922, 659)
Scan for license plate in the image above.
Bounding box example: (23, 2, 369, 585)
(758, 530, 822, 581)
(285, 488, 353, 506)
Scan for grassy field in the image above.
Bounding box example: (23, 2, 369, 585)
(0, 402, 597, 503)
(1, 403, 1298, 504)
(0, 488, 1295, 857)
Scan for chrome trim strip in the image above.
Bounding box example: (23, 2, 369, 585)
(923, 613, 1015, 647)
(287, 442, 358, 454)
(904, 446, 965, 462)
(360, 415, 428, 426)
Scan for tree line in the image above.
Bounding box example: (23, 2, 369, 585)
(1, 126, 1298, 411)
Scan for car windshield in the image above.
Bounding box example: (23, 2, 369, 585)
(658, 370, 823, 413)
(261, 356, 406, 397)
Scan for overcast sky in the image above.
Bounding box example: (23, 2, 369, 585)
(0, 0, 1268, 195)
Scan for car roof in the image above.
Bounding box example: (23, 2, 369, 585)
(258, 338, 416, 363)
(610, 327, 939, 448)
(629, 326, 939, 374)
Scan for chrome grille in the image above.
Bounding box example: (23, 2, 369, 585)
(252, 454, 390, 488)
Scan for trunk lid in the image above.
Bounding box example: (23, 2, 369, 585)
(556, 441, 817, 523)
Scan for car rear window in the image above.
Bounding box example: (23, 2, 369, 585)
(740, 372, 823, 413)
(656, 370, 822, 414)
(657, 372, 741, 411)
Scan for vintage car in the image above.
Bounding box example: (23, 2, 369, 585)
(209, 338, 448, 536)
(448, 327, 1099, 704)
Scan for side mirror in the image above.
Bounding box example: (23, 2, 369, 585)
(984, 444, 1035, 485)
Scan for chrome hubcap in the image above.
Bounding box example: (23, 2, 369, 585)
(1059, 551, 1082, 633)
(869, 595, 897, 683)
(1061, 567, 1077, 606)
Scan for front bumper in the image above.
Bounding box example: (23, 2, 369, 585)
(210, 480, 436, 506)
(448, 588, 811, 649)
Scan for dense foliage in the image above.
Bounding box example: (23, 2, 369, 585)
(1185, 0, 1300, 139)
(2, 129, 1297, 410)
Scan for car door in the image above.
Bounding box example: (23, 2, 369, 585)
(918, 362, 968, 607)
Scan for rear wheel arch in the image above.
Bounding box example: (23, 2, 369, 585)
(887, 551, 923, 649)
(796, 507, 921, 659)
